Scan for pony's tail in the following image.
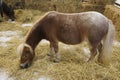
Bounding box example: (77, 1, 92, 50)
(99, 20, 115, 65)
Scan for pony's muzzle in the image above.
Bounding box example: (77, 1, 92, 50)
(20, 63, 30, 69)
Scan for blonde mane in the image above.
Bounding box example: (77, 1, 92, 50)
(17, 43, 33, 55)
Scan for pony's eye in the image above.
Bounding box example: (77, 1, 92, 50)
(23, 55, 28, 59)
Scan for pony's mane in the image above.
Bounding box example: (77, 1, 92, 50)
(24, 11, 57, 42)
(35, 11, 57, 23)
(17, 43, 33, 55)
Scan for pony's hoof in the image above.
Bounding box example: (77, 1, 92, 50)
(47, 53, 53, 57)
(47, 53, 51, 56)
(87, 59, 91, 62)
(53, 59, 60, 63)
(87, 57, 94, 62)
(87, 59, 94, 63)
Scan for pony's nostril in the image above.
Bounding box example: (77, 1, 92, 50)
(24, 64, 29, 68)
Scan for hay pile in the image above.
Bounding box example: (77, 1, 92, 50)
(4, 0, 105, 13)
(0, 9, 120, 80)
(104, 5, 120, 41)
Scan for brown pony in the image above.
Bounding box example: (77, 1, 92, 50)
(17, 11, 115, 69)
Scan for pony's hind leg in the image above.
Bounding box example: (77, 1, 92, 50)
(88, 40, 100, 62)
(88, 42, 102, 62)
(88, 45, 98, 62)
(97, 42, 104, 63)
(98, 42, 102, 54)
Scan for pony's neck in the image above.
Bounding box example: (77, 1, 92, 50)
(25, 23, 45, 50)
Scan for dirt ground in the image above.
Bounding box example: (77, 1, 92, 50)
(0, 8, 120, 80)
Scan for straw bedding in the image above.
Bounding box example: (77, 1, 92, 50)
(0, 9, 119, 80)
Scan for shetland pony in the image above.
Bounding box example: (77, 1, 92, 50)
(0, 0, 15, 21)
(17, 11, 115, 69)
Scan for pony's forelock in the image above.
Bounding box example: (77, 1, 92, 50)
(17, 43, 33, 55)
(17, 43, 24, 55)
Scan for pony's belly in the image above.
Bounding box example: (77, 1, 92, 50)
(57, 31, 82, 44)
(56, 23, 83, 44)
(59, 37, 81, 45)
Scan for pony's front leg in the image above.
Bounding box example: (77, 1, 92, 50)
(53, 42, 60, 62)
(54, 49, 60, 62)
(47, 46, 55, 57)
(48, 41, 61, 62)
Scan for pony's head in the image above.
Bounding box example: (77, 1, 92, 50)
(17, 43, 34, 69)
